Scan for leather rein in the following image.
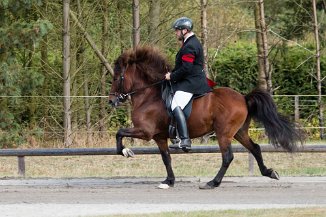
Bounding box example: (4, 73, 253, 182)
(109, 65, 168, 104)
(109, 79, 164, 102)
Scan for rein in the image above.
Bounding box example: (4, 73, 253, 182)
(109, 79, 164, 103)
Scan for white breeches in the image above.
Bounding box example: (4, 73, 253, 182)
(171, 91, 193, 111)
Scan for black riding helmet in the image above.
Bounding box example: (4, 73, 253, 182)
(172, 17, 193, 31)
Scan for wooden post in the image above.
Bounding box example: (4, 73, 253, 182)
(18, 156, 25, 177)
(248, 153, 254, 176)
(294, 96, 300, 122)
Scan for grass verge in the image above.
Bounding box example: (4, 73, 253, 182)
(89, 207, 326, 217)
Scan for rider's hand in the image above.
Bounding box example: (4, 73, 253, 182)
(165, 72, 171, 80)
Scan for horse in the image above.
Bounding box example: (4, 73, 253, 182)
(108, 46, 305, 189)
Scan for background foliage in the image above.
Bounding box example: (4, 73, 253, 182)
(0, 0, 325, 148)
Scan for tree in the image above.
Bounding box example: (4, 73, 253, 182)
(312, 0, 325, 139)
(200, 0, 208, 74)
(99, 0, 109, 137)
(148, 0, 160, 44)
(63, 0, 72, 147)
(75, 0, 92, 145)
(254, 0, 271, 92)
(0, 0, 52, 148)
(132, 0, 140, 48)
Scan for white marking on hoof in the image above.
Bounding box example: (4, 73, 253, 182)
(271, 170, 280, 180)
(157, 183, 170, 189)
(199, 183, 215, 190)
(122, 148, 135, 158)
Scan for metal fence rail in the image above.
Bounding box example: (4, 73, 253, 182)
(1, 144, 325, 177)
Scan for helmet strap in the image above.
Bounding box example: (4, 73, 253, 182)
(181, 29, 188, 41)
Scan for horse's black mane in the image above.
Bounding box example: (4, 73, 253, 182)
(114, 46, 171, 83)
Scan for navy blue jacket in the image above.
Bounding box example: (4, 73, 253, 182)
(170, 35, 211, 94)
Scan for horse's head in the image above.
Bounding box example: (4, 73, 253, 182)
(108, 46, 171, 107)
(108, 51, 134, 107)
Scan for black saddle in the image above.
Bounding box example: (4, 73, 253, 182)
(161, 81, 207, 139)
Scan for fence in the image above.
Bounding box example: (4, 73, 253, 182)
(0, 95, 325, 140)
(1, 95, 325, 176)
(0, 144, 325, 177)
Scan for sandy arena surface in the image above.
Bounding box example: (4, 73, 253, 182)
(1, 176, 326, 217)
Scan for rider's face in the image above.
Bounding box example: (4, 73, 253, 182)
(175, 29, 185, 41)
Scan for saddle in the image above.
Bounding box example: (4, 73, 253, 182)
(161, 81, 207, 139)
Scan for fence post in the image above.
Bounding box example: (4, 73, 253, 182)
(248, 153, 254, 176)
(18, 156, 25, 177)
(294, 96, 300, 122)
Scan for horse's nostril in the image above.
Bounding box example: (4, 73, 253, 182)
(108, 99, 118, 107)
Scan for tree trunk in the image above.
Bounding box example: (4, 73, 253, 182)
(63, 0, 72, 147)
(117, 1, 125, 53)
(76, 0, 92, 145)
(40, 34, 49, 127)
(312, 0, 325, 139)
(200, 0, 208, 75)
(254, 0, 271, 92)
(132, 0, 140, 49)
(99, 0, 109, 137)
(148, 0, 160, 44)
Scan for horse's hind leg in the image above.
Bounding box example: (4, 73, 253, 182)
(234, 128, 279, 180)
(199, 138, 234, 189)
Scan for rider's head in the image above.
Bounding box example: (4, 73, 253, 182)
(172, 17, 193, 41)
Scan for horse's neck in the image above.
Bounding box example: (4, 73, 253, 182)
(130, 88, 161, 109)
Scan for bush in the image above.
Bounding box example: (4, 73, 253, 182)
(210, 42, 258, 94)
(209, 41, 325, 120)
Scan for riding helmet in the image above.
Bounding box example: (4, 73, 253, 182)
(172, 17, 193, 31)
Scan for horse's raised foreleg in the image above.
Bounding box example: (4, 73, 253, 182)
(199, 144, 234, 189)
(154, 138, 175, 189)
(116, 127, 149, 157)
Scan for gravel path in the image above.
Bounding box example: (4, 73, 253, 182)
(1, 176, 326, 217)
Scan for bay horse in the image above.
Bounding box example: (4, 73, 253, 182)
(108, 46, 304, 189)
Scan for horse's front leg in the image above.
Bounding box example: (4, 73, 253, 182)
(155, 138, 175, 189)
(116, 127, 149, 157)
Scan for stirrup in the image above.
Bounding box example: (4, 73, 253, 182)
(169, 138, 191, 151)
(169, 138, 181, 149)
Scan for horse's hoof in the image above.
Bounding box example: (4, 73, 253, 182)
(122, 148, 135, 158)
(270, 170, 280, 180)
(157, 183, 170, 189)
(199, 183, 215, 190)
(199, 181, 218, 190)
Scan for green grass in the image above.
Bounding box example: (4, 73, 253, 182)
(89, 208, 326, 217)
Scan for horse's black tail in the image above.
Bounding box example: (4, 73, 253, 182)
(245, 89, 305, 152)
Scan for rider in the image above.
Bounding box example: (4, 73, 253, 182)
(165, 17, 211, 150)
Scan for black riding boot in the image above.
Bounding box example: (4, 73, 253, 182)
(169, 106, 192, 150)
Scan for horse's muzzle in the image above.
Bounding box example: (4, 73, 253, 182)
(108, 97, 119, 107)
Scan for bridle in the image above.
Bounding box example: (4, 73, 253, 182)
(109, 66, 164, 105)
